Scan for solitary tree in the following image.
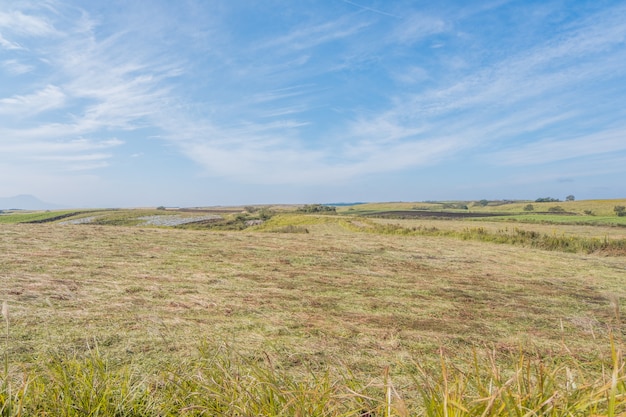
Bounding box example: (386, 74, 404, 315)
(566, 195, 575, 201)
(615, 206, 626, 217)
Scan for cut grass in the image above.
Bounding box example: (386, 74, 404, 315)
(1, 218, 626, 413)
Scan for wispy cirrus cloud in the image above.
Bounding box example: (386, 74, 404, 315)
(0, 33, 22, 50)
(0, 85, 66, 116)
(392, 12, 448, 45)
(1, 59, 33, 74)
(153, 1, 626, 186)
(490, 128, 626, 166)
(331, 3, 626, 175)
(1, 0, 625, 205)
(0, 2, 179, 174)
(256, 15, 371, 52)
(0, 10, 57, 37)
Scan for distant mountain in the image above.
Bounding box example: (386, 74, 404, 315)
(0, 194, 64, 210)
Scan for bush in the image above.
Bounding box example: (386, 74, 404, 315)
(258, 208, 273, 220)
(548, 206, 565, 213)
(615, 205, 626, 217)
(523, 204, 534, 212)
(536, 197, 560, 202)
(297, 204, 336, 213)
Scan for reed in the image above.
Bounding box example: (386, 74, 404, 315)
(0, 339, 624, 415)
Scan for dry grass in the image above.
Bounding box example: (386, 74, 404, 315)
(2, 219, 626, 413)
(370, 217, 626, 240)
(1, 222, 624, 372)
(341, 199, 626, 216)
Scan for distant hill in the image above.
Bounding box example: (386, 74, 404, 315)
(0, 195, 63, 210)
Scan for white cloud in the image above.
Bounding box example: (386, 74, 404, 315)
(0, 10, 57, 37)
(0, 138, 123, 154)
(0, 33, 22, 50)
(0, 85, 66, 116)
(1, 59, 33, 74)
(155, 1, 626, 185)
(2, 0, 626, 200)
(392, 66, 430, 84)
(392, 12, 447, 44)
(0, 2, 180, 176)
(490, 128, 626, 166)
(257, 16, 371, 52)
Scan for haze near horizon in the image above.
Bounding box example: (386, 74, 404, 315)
(1, 1, 625, 207)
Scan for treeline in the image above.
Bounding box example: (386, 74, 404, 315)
(297, 204, 336, 213)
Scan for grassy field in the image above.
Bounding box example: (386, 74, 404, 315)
(1, 202, 626, 414)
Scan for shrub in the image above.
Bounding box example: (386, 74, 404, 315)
(536, 197, 560, 202)
(297, 204, 336, 213)
(258, 208, 273, 220)
(523, 204, 534, 212)
(615, 205, 626, 217)
(548, 206, 565, 213)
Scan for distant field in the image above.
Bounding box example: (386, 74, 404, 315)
(1, 201, 625, 414)
(340, 198, 626, 216)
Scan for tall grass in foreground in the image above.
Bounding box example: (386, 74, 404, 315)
(1, 339, 625, 416)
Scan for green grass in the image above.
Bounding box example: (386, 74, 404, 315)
(0, 210, 89, 224)
(484, 214, 626, 227)
(1, 339, 625, 415)
(339, 198, 626, 218)
(363, 222, 626, 255)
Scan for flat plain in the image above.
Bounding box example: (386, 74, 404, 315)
(1, 201, 625, 414)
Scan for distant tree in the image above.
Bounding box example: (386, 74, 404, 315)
(523, 204, 534, 212)
(536, 197, 560, 203)
(615, 205, 626, 217)
(297, 204, 336, 213)
(258, 208, 274, 220)
(156, 206, 166, 210)
(478, 199, 489, 207)
(566, 195, 575, 201)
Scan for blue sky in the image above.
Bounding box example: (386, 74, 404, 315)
(1, 0, 625, 207)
